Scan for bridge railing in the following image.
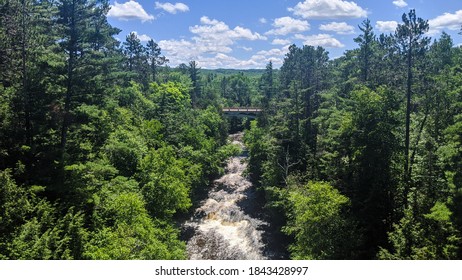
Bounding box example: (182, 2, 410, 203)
(222, 107, 262, 112)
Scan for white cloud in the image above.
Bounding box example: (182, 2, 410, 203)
(155, 2, 189, 14)
(159, 39, 193, 56)
(245, 46, 289, 68)
(289, 0, 367, 19)
(161, 47, 287, 69)
(159, 42, 289, 69)
(208, 53, 261, 68)
(132, 31, 152, 42)
(428, 10, 462, 35)
(233, 26, 267, 40)
(190, 16, 266, 47)
(392, 0, 408, 8)
(295, 33, 345, 48)
(272, 38, 291, 45)
(240, 46, 253, 51)
(259, 18, 268, 24)
(319, 22, 355, 34)
(255, 48, 287, 57)
(108, 1, 154, 22)
(375, 21, 398, 33)
(266, 16, 310, 36)
(159, 17, 270, 68)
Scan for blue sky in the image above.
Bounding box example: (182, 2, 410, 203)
(107, 0, 462, 69)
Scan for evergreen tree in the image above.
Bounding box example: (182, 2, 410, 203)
(258, 61, 274, 127)
(395, 9, 430, 206)
(354, 19, 375, 83)
(188, 60, 201, 107)
(123, 32, 148, 86)
(146, 39, 167, 83)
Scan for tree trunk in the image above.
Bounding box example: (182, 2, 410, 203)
(60, 0, 77, 167)
(21, 0, 31, 148)
(404, 36, 412, 208)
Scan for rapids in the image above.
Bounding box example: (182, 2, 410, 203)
(184, 132, 267, 260)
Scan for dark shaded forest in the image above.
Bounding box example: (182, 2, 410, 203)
(1, 1, 462, 259)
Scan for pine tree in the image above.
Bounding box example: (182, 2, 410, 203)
(395, 9, 430, 206)
(146, 39, 168, 83)
(354, 19, 375, 83)
(57, 0, 121, 170)
(188, 60, 201, 107)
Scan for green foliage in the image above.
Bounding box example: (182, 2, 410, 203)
(283, 181, 358, 259)
(64, 159, 118, 206)
(220, 73, 255, 107)
(84, 222, 185, 260)
(138, 147, 192, 217)
(1, 170, 87, 259)
(0, 170, 32, 253)
(86, 184, 185, 259)
(347, 86, 399, 253)
(378, 203, 460, 259)
(354, 19, 376, 82)
(150, 81, 191, 107)
(9, 205, 87, 260)
(104, 128, 147, 177)
(244, 120, 278, 185)
(312, 88, 351, 183)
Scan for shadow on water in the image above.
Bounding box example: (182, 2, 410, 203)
(181, 132, 289, 260)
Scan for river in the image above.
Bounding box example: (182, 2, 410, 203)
(183, 132, 284, 260)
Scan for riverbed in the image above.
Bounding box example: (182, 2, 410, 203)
(184, 132, 268, 259)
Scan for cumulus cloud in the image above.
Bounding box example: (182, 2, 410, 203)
(160, 43, 287, 69)
(295, 33, 345, 48)
(272, 38, 291, 45)
(208, 53, 261, 68)
(159, 17, 271, 68)
(108, 1, 154, 22)
(319, 22, 355, 34)
(159, 39, 194, 58)
(190, 16, 266, 46)
(244, 47, 289, 68)
(375, 21, 398, 33)
(132, 31, 152, 42)
(428, 10, 462, 35)
(233, 26, 267, 40)
(253, 48, 288, 59)
(392, 0, 408, 8)
(265, 16, 310, 36)
(289, 0, 367, 19)
(159, 47, 287, 69)
(239, 46, 253, 51)
(155, 2, 189, 14)
(259, 18, 268, 24)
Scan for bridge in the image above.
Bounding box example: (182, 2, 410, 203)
(222, 107, 262, 119)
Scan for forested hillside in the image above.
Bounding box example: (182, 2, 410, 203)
(1, 1, 461, 260)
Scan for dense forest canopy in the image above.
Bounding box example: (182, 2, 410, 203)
(1, 1, 462, 260)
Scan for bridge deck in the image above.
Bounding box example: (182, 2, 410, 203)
(222, 107, 262, 119)
(222, 107, 262, 113)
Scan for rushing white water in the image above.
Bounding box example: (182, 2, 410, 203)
(185, 132, 267, 260)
